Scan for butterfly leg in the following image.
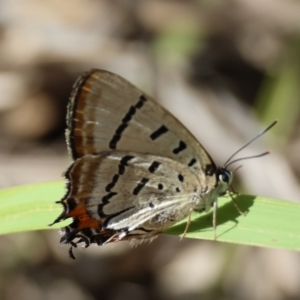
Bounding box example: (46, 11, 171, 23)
(213, 200, 217, 240)
(180, 207, 193, 241)
(228, 189, 246, 216)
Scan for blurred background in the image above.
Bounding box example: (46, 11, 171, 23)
(0, 1, 300, 299)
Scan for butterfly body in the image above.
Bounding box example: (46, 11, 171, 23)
(52, 69, 233, 252)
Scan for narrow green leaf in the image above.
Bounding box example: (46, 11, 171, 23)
(0, 182, 69, 234)
(166, 195, 300, 251)
(0, 182, 299, 251)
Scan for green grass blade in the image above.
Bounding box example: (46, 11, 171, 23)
(166, 195, 300, 251)
(0, 182, 299, 251)
(0, 182, 70, 234)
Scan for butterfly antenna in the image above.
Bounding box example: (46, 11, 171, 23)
(232, 164, 243, 174)
(225, 151, 270, 168)
(223, 120, 277, 168)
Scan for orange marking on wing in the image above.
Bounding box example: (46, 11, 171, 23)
(66, 202, 101, 230)
(76, 217, 100, 231)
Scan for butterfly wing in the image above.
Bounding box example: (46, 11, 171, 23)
(53, 69, 221, 253)
(67, 69, 218, 191)
(57, 151, 200, 247)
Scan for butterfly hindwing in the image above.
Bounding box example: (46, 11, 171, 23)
(58, 151, 200, 246)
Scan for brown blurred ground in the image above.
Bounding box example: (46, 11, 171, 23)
(0, 1, 300, 300)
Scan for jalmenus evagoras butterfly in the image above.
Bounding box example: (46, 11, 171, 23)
(51, 69, 276, 258)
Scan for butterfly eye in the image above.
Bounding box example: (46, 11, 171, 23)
(219, 169, 232, 184)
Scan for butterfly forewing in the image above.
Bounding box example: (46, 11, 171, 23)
(67, 69, 217, 190)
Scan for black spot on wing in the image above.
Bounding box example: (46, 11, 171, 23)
(122, 106, 136, 123)
(148, 161, 161, 173)
(173, 141, 186, 154)
(136, 95, 147, 108)
(178, 174, 184, 182)
(133, 178, 149, 195)
(105, 174, 119, 192)
(102, 192, 118, 204)
(119, 155, 135, 175)
(109, 95, 147, 149)
(176, 187, 181, 193)
(158, 183, 163, 190)
(188, 158, 196, 167)
(98, 192, 118, 217)
(205, 164, 216, 176)
(109, 123, 128, 149)
(150, 125, 168, 140)
(106, 155, 134, 192)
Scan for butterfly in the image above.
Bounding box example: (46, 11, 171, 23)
(51, 69, 276, 258)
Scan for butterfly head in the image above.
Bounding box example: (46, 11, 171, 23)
(216, 167, 232, 196)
